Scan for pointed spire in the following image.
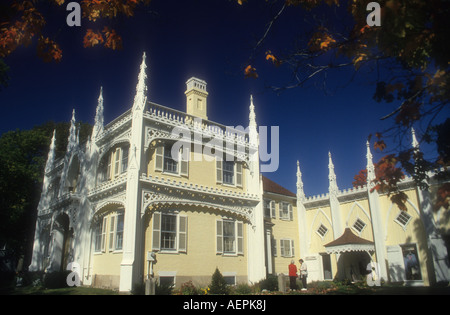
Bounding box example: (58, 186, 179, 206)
(411, 127, 419, 150)
(366, 140, 376, 183)
(93, 86, 104, 139)
(132, 52, 148, 111)
(296, 160, 306, 202)
(67, 109, 77, 150)
(328, 151, 338, 195)
(45, 130, 56, 173)
(249, 95, 256, 127)
(249, 95, 258, 146)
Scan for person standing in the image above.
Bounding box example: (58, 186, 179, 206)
(299, 259, 308, 290)
(288, 260, 298, 290)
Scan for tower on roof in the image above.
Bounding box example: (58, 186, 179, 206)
(185, 77, 208, 120)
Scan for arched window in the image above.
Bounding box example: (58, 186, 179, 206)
(97, 144, 130, 184)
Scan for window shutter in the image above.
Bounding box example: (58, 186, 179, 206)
(271, 237, 277, 257)
(216, 220, 223, 254)
(280, 239, 285, 257)
(270, 201, 276, 219)
(237, 221, 244, 254)
(114, 148, 122, 177)
(236, 163, 242, 187)
(154, 145, 164, 172)
(152, 212, 161, 251)
(289, 204, 293, 221)
(180, 147, 189, 177)
(290, 240, 295, 257)
(178, 215, 187, 253)
(109, 215, 116, 251)
(101, 217, 107, 252)
(106, 153, 112, 180)
(279, 202, 283, 219)
(216, 158, 222, 183)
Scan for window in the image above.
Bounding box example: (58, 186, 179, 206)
(223, 221, 236, 253)
(401, 244, 422, 280)
(264, 200, 276, 219)
(159, 276, 175, 287)
(161, 214, 177, 250)
(216, 219, 243, 255)
(280, 239, 295, 257)
(152, 212, 188, 253)
(279, 202, 293, 221)
(223, 161, 234, 185)
(216, 158, 242, 187)
(115, 212, 124, 250)
(94, 217, 107, 253)
(99, 146, 129, 184)
(154, 143, 189, 177)
(317, 224, 328, 238)
(223, 276, 236, 286)
(395, 211, 412, 229)
(352, 218, 366, 233)
(264, 200, 270, 218)
(121, 147, 129, 173)
(107, 211, 124, 252)
(163, 144, 178, 174)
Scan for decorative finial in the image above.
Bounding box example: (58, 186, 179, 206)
(328, 151, 338, 194)
(133, 52, 148, 111)
(411, 127, 419, 150)
(297, 160, 306, 201)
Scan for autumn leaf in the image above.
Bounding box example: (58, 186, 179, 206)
(103, 27, 122, 50)
(244, 65, 258, 79)
(36, 36, 62, 63)
(352, 169, 367, 188)
(265, 51, 281, 67)
(308, 30, 336, 52)
(83, 29, 104, 48)
(374, 140, 386, 152)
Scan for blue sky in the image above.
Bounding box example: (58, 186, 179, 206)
(0, 0, 441, 196)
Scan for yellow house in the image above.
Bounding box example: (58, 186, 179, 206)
(30, 53, 450, 293)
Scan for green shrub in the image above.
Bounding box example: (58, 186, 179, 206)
(155, 281, 173, 295)
(181, 280, 200, 295)
(235, 283, 252, 295)
(43, 271, 71, 289)
(258, 275, 278, 291)
(209, 268, 229, 295)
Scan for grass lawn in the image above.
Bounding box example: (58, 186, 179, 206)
(6, 285, 118, 295)
(5, 284, 449, 295)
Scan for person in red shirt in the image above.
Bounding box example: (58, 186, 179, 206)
(288, 260, 298, 290)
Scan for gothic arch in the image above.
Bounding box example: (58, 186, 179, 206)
(345, 201, 371, 228)
(92, 200, 126, 223)
(98, 138, 131, 165)
(309, 208, 333, 249)
(384, 198, 422, 240)
(66, 154, 81, 193)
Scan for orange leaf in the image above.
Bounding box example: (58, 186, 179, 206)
(265, 51, 281, 67)
(83, 29, 104, 48)
(374, 140, 386, 151)
(244, 65, 258, 79)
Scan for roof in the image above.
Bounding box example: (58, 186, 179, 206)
(325, 228, 374, 247)
(324, 228, 375, 254)
(262, 176, 296, 198)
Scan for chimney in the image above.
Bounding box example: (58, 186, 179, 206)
(185, 77, 208, 120)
